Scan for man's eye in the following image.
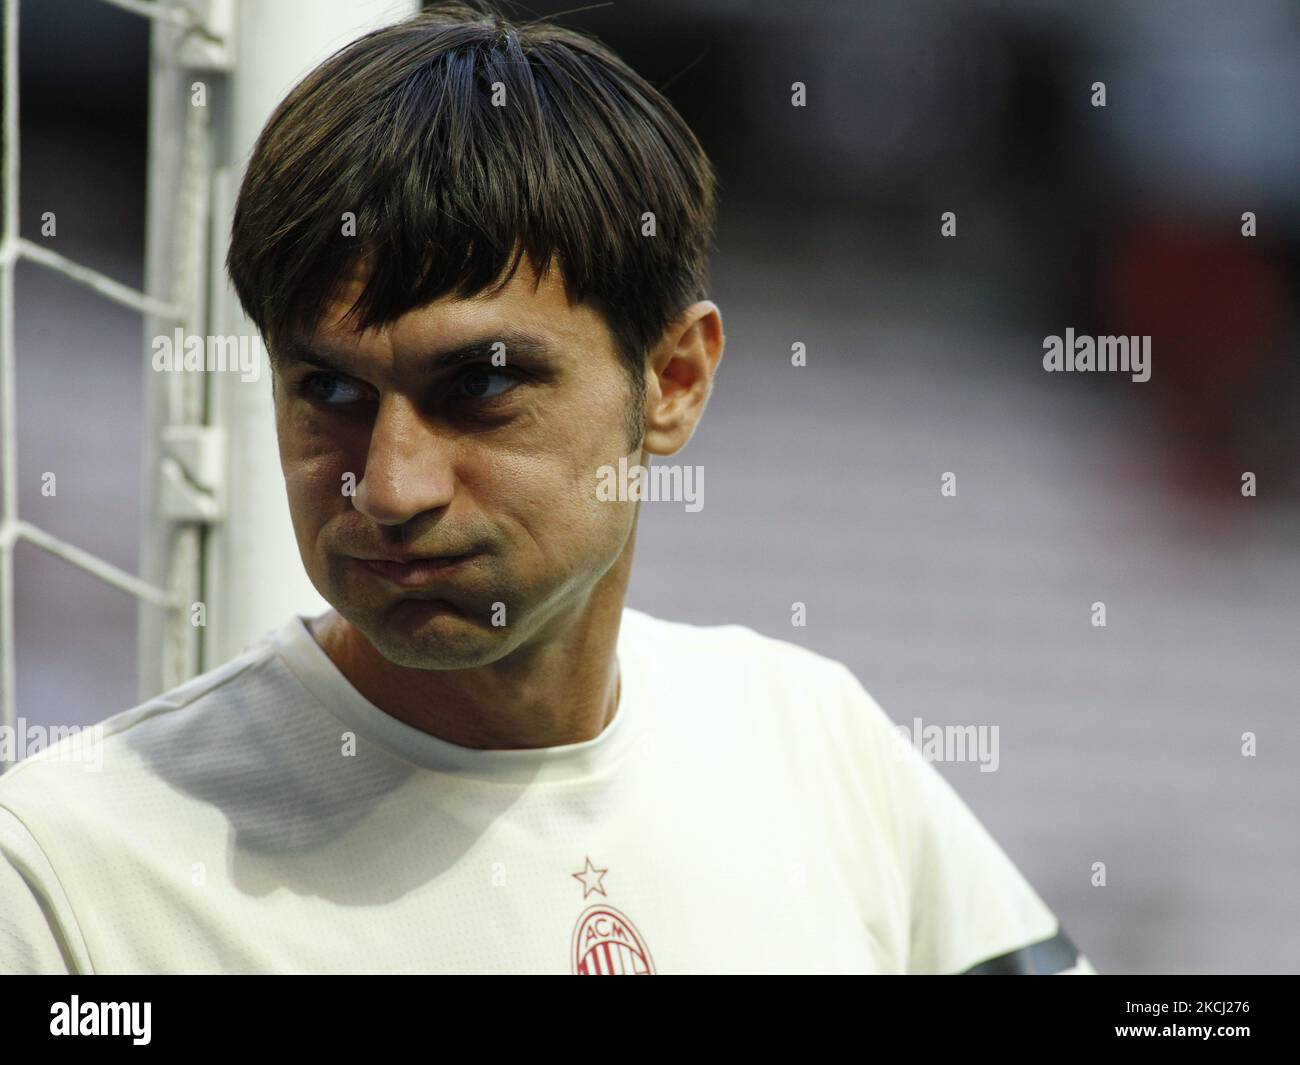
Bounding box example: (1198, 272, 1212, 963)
(457, 367, 519, 401)
(301, 373, 369, 405)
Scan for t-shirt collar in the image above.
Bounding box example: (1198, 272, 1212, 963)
(270, 608, 647, 785)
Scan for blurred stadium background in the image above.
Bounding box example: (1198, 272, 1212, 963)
(5, 0, 1298, 973)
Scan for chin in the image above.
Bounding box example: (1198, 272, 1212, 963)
(363, 599, 509, 670)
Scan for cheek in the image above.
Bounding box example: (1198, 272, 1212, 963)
(469, 446, 613, 564)
(552, 450, 636, 570)
(277, 410, 358, 530)
(286, 460, 348, 525)
(553, 386, 641, 547)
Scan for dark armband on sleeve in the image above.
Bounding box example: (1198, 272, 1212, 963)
(959, 928, 1084, 975)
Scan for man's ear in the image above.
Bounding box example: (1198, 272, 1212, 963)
(641, 300, 724, 458)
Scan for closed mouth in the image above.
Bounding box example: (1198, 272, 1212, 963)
(356, 554, 476, 587)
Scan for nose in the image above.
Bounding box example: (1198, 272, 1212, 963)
(352, 393, 455, 526)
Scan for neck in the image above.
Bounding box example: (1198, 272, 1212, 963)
(312, 519, 638, 751)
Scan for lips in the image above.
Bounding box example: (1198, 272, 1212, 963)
(357, 554, 476, 588)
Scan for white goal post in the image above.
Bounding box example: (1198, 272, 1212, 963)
(137, 0, 420, 696)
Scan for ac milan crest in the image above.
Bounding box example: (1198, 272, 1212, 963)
(570, 856, 655, 975)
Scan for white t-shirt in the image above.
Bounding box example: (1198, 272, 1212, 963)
(0, 607, 1095, 974)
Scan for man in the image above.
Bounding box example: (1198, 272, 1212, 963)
(0, 2, 1095, 974)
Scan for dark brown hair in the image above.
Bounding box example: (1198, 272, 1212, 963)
(225, 0, 718, 440)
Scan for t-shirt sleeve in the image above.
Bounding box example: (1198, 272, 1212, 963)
(833, 664, 1097, 975)
(0, 804, 82, 974)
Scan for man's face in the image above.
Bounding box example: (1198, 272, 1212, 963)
(272, 255, 643, 669)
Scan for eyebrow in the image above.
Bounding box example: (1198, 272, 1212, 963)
(272, 329, 559, 376)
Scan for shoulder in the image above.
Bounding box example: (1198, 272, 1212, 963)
(627, 607, 902, 744)
(0, 804, 88, 972)
(0, 637, 287, 977)
(622, 606, 863, 688)
(0, 622, 295, 820)
(621, 606, 903, 786)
